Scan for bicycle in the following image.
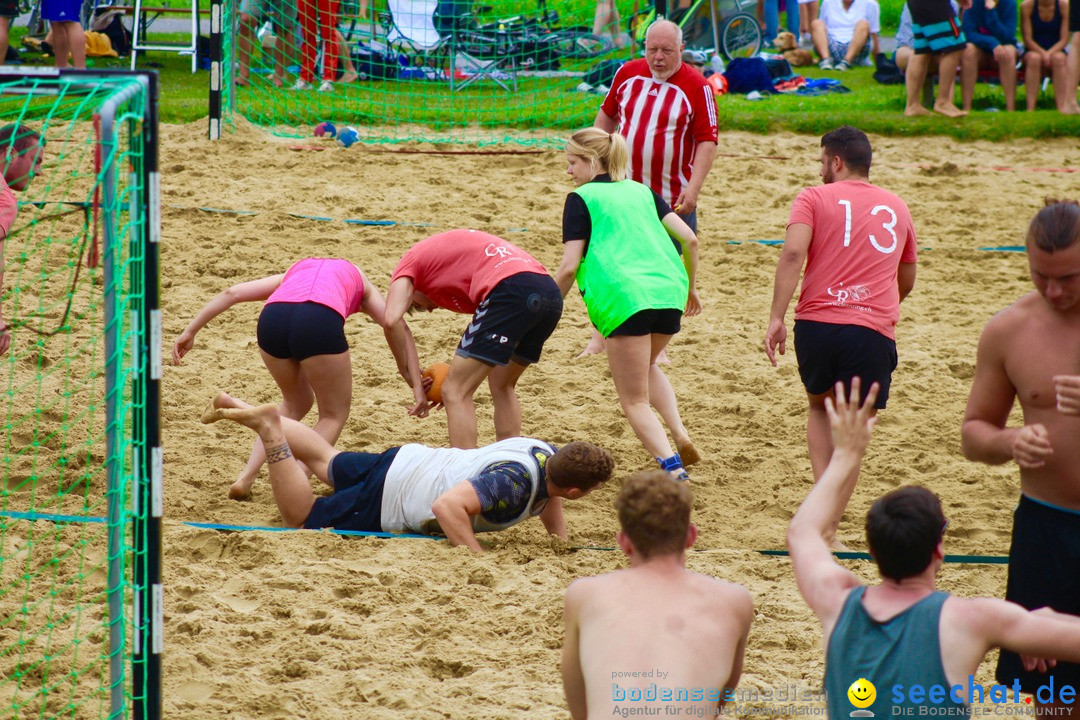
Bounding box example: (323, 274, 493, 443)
(628, 0, 762, 62)
(448, 1, 613, 70)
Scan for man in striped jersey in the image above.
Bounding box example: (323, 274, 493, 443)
(595, 19, 718, 232)
(582, 19, 717, 357)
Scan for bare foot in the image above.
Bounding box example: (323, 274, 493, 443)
(199, 390, 249, 423)
(340, 71, 359, 83)
(228, 478, 254, 501)
(271, 76, 285, 88)
(904, 104, 932, 116)
(677, 440, 701, 467)
(236, 75, 250, 87)
(1061, 103, 1080, 115)
(656, 348, 671, 365)
(829, 538, 851, 552)
(933, 102, 968, 117)
(200, 393, 277, 431)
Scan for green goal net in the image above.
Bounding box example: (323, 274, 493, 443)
(0, 70, 161, 720)
(217, 0, 647, 144)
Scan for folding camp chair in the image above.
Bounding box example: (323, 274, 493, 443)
(384, 0, 516, 90)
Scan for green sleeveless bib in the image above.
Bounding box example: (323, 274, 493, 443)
(572, 180, 688, 337)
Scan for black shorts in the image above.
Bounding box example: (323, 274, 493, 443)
(909, 0, 966, 55)
(607, 308, 682, 337)
(456, 273, 563, 366)
(0, 0, 16, 18)
(793, 320, 896, 409)
(257, 301, 348, 361)
(997, 495, 1080, 694)
(1071, 0, 1079, 33)
(303, 447, 400, 532)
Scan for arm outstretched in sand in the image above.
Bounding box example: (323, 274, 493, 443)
(173, 274, 284, 365)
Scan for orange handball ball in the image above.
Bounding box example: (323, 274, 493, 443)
(422, 363, 451, 403)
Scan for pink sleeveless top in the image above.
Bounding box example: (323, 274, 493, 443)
(266, 258, 365, 320)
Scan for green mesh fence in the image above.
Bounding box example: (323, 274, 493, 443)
(220, 0, 651, 144)
(0, 71, 160, 720)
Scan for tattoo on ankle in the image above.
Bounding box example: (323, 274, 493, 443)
(266, 443, 293, 464)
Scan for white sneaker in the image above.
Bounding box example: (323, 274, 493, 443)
(318, 80, 334, 92)
(818, 57, 835, 70)
(289, 79, 312, 90)
(800, 32, 812, 47)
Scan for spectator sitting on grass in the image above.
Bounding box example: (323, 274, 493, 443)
(894, 0, 960, 74)
(961, 0, 1020, 111)
(810, 0, 880, 69)
(1019, 0, 1077, 111)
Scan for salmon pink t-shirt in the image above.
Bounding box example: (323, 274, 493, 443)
(789, 180, 917, 340)
(0, 177, 17, 239)
(391, 229, 549, 314)
(266, 258, 365, 319)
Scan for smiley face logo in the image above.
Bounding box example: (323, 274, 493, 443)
(847, 678, 876, 709)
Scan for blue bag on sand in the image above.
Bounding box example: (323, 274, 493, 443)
(723, 58, 776, 95)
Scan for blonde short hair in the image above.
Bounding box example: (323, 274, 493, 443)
(566, 128, 630, 182)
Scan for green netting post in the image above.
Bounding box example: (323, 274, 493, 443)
(133, 70, 162, 720)
(95, 72, 133, 720)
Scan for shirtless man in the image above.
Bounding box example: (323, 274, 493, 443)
(793, 378, 1080, 718)
(561, 472, 753, 718)
(962, 198, 1080, 714)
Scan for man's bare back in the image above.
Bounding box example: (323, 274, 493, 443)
(565, 564, 752, 717)
(562, 473, 752, 719)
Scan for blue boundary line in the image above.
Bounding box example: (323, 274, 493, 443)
(571, 546, 1009, 564)
(183, 520, 435, 540)
(172, 211, 1032, 254)
(1, 510, 107, 523)
(0, 511, 434, 540)
(0, 512, 1008, 557)
(729, 240, 1023, 254)
(757, 549, 1008, 564)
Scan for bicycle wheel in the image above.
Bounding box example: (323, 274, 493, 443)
(543, 29, 613, 59)
(719, 13, 762, 62)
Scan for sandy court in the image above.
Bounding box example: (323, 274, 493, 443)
(159, 121, 1080, 719)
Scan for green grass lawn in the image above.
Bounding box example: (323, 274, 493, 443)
(6, 0, 1078, 140)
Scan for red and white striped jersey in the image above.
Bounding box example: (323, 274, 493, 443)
(600, 59, 718, 205)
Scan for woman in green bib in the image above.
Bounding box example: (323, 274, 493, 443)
(554, 128, 702, 482)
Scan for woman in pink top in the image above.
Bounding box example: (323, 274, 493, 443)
(173, 258, 429, 500)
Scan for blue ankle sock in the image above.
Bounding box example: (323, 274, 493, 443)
(657, 453, 684, 472)
(658, 454, 690, 482)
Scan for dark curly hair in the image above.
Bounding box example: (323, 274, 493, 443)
(547, 441, 614, 492)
